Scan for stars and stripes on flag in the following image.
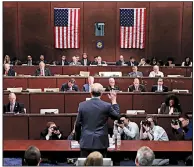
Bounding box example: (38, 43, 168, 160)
(54, 8, 80, 49)
(120, 8, 146, 49)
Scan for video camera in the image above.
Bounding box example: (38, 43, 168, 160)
(141, 120, 151, 127)
(171, 119, 181, 126)
(117, 119, 124, 124)
(51, 126, 59, 131)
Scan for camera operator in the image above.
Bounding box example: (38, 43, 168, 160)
(171, 113, 192, 140)
(140, 116, 169, 141)
(113, 114, 139, 140)
(40, 122, 64, 140)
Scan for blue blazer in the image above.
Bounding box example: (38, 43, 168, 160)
(75, 98, 120, 149)
(83, 84, 90, 92)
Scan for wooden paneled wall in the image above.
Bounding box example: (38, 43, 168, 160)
(3, 1, 192, 62)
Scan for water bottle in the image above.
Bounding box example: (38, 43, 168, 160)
(113, 129, 118, 143)
(117, 132, 121, 146)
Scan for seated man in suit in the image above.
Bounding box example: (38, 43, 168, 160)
(4, 92, 25, 113)
(80, 53, 91, 66)
(97, 56, 106, 66)
(24, 146, 41, 166)
(61, 78, 79, 92)
(105, 78, 120, 91)
(35, 61, 51, 76)
(83, 76, 94, 92)
(151, 78, 168, 92)
(128, 57, 138, 66)
(57, 55, 69, 66)
(40, 122, 64, 140)
(149, 65, 164, 77)
(128, 78, 146, 92)
(69, 56, 81, 66)
(36, 54, 47, 65)
(129, 66, 143, 77)
(4, 63, 16, 76)
(91, 56, 98, 65)
(25, 55, 35, 66)
(116, 55, 128, 66)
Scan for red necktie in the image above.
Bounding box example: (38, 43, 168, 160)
(5, 71, 8, 76)
(40, 69, 43, 76)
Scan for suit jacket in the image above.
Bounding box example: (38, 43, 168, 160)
(83, 84, 90, 92)
(128, 71, 143, 77)
(24, 60, 35, 66)
(105, 85, 120, 91)
(40, 129, 65, 140)
(80, 59, 91, 66)
(116, 60, 128, 66)
(128, 84, 146, 92)
(159, 103, 182, 114)
(61, 83, 79, 92)
(3, 69, 16, 76)
(35, 68, 52, 76)
(151, 85, 168, 92)
(56, 60, 69, 66)
(3, 102, 24, 113)
(69, 61, 81, 66)
(91, 61, 106, 65)
(128, 61, 139, 66)
(75, 98, 120, 149)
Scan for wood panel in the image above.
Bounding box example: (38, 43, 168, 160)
(3, 78, 28, 89)
(3, 2, 18, 58)
(51, 2, 84, 60)
(83, 2, 117, 61)
(181, 2, 193, 59)
(116, 2, 150, 61)
(30, 93, 64, 113)
(148, 2, 183, 63)
(18, 2, 52, 61)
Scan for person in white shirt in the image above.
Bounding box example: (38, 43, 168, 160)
(40, 122, 64, 140)
(149, 65, 164, 77)
(140, 116, 169, 141)
(181, 57, 192, 66)
(113, 114, 139, 140)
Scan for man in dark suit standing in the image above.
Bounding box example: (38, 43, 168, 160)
(35, 62, 51, 76)
(75, 83, 120, 157)
(4, 93, 25, 113)
(61, 78, 79, 92)
(3, 63, 16, 76)
(151, 78, 168, 92)
(128, 78, 146, 92)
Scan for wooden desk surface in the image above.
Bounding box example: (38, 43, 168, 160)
(3, 140, 192, 152)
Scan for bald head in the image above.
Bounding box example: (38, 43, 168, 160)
(88, 76, 94, 85)
(9, 93, 16, 104)
(39, 61, 45, 69)
(135, 146, 155, 166)
(4, 63, 10, 71)
(91, 83, 104, 97)
(153, 65, 159, 73)
(120, 55, 124, 61)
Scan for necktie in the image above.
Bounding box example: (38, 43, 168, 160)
(10, 104, 14, 112)
(40, 69, 43, 76)
(84, 59, 87, 66)
(5, 71, 8, 76)
(62, 61, 64, 66)
(135, 86, 138, 91)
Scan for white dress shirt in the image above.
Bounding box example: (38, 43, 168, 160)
(144, 125, 169, 141)
(114, 122, 139, 140)
(158, 85, 163, 91)
(149, 71, 164, 77)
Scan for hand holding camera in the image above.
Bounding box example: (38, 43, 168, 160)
(171, 119, 181, 130)
(117, 119, 124, 128)
(141, 120, 151, 132)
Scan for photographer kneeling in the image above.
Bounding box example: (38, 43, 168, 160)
(40, 122, 64, 140)
(140, 116, 169, 141)
(171, 113, 192, 140)
(113, 114, 139, 140)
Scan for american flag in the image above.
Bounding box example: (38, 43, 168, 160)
(54, 8, 80, 49)
(120, 8, 146, 49)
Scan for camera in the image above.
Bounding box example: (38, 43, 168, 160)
(141, 120, 151, 127)
(171, 119, 181, 126)
(117, 119, 124, 124)
(52, 126, 59, 131)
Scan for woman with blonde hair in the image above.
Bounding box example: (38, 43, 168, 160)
(84, 151, 103, 166)
(4, 55, 11, 64)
